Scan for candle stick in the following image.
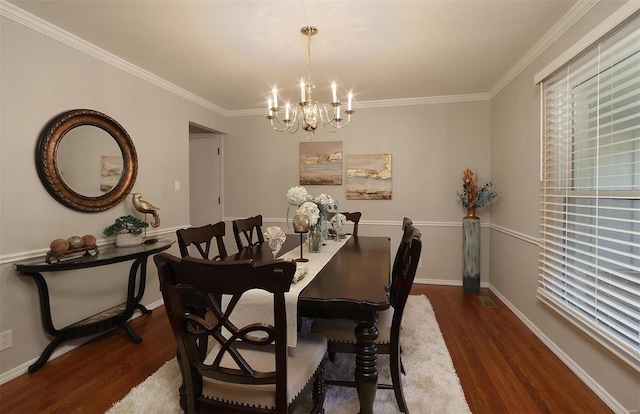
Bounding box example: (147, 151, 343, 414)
(285, 102, 290, 120)
(331, 81, 338, 103)
(300, 79, 306, 102)
(272, 86, 278, 108)
(348, 90, 353, 111)
(267, 96, 273, 116)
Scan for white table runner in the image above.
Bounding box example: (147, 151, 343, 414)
(223, 235, 351, 347)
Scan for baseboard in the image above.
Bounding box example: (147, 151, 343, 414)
(0, 299, 165, 385)
(414, 277, 490, 288)
(488, 285, 627, 414)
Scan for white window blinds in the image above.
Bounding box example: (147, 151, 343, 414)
(538, 13, 640, 370)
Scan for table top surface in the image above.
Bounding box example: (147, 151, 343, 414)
(228, 235, 391, 314)
(15, 238, 174, 272)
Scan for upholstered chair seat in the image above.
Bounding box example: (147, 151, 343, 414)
(201, 332, 326, 409)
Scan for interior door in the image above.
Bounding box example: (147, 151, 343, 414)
(188, 132, 221, 227)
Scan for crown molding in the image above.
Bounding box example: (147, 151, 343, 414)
(228, 93, 491, 117)
(3, 0, 614, 114)
(534, 0, 640, 84)
(489, 0, 599, 98)
(0, 0, 230, 116)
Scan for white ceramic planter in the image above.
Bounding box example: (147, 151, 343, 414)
(115, 233, 143, 247)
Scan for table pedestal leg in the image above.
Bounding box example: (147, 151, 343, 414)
(355, 321, 378, 414)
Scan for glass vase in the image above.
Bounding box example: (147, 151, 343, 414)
(308, 224, 322, 253)
(320, 212, 328, 245)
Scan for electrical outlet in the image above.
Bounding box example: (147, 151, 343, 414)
(418, 258, 423, 268)
(0, 330, 12, 351)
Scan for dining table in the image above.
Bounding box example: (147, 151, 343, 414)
(225, 234, 391, 414)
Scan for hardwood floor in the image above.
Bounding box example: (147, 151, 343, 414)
(0, 286, 611, 413)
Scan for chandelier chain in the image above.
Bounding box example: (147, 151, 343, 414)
(307, 30, 312, 87)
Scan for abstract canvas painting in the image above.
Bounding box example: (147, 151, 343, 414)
(346, 154, 392, 200)
(300, 141, 342, 185)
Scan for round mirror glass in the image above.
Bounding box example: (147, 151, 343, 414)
(36, 109, 138, 212)
(57, 125, 123, 197)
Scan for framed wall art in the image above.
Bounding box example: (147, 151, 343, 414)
(300, 141, 343, 185)
(346, 153, 392, 200)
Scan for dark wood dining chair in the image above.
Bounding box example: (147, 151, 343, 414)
(176, 221, 228, 261)
(328, 211, 362, 236)
(232, 214, 265, 251)
(154, 253, 327, 414)
(175, 222, 229, 358)
(310, 222, 422, 413)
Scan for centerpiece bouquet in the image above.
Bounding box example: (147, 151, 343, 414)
(456, 169, 499, 217)
(286, 186, 337, 252)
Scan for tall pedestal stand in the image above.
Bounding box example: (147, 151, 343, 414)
(462, 208, 480, 293)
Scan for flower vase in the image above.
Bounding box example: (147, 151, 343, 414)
(308, 224, 323, 253)
(320, 213, 329, 245)
(462, 207, 480, 293)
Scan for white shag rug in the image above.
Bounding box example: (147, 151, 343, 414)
(106, 294, 470, 414)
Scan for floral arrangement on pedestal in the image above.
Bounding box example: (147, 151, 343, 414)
(456, 169, 499, 293)
(286, 186, 337, 252)
(456, 169, 500, 217)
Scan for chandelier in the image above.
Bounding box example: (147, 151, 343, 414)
(266, 26, 354, 139)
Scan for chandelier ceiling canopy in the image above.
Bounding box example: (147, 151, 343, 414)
(267, 26, 354, 140)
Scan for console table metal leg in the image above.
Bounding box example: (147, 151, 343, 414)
(136, 304, 152, 314)
(121, 321, 142, 344)
(354, 321, 379, 414)
(28, 335, 65, 373)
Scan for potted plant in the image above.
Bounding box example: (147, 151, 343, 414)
(103, 215, 148, 247)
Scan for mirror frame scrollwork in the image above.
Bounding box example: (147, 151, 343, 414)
(36, 109, 138, 212)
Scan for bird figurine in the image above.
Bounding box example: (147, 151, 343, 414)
(131, 193, 161, 228)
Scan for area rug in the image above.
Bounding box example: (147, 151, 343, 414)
(106, 294, 470, 414)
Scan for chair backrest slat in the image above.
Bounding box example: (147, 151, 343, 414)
(232, 215, 265, 251)
(176, 221, 227, 260)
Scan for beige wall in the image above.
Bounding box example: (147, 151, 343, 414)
(0, 16, 226, 376)
(223, 101, 493, 285)
(489, 1, 639, 411)
(1, 1, 636, 411)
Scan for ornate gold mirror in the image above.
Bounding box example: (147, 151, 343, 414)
(36, 109, 138, 212)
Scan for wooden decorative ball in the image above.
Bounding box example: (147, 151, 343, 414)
(81, 234, 97, 247)
(67, 236, 84, 250)
(50, 239, 70, 253)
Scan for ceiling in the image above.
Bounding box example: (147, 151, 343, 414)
(7, 0, 581, 112)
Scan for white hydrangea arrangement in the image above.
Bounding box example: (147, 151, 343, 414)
(297, 201, 320, 226)
(286, 186, 312, 207)
(286, 186, 337, 227)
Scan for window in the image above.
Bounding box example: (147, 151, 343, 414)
(538, 13, 639, 370)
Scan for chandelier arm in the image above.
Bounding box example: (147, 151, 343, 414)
(269, 107, 299, 132)
(287, 109, 301, 134)
(269, 117, 291, 132)
(320, 123, 339, 133)
(322, 112, 352, 132)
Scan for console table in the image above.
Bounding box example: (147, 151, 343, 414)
(15, 238, 173, 373)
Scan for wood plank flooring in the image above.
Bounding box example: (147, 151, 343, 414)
(0, 285, 612, 413)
